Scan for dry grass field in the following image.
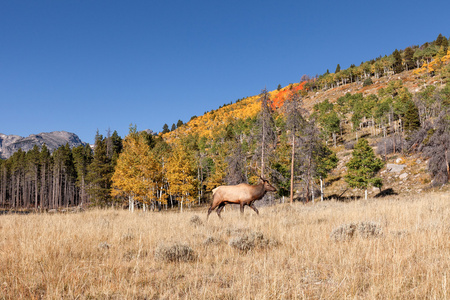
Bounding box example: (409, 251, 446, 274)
(1, 192, 449, 299)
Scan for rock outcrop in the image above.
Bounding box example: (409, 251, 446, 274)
(0, 131, 85, 159)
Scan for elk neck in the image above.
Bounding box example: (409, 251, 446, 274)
(252, 182, 267, 199)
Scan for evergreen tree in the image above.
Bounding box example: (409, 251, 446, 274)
(435, 33, 445, 47)
(26, 145, 41, 209)
(335, 64, 341, 73)
(313, 99, 340, 145)
(109, 130, 123, 163)
(403, 47, 415, 70)
(87, 132, 114, 206)
(392, 49, 403, 74)
(39, 144, 52, 208)
(72, 144, 93, 206)
(162, 123, 170, 134)
(345, 138, 384, 199)
(403, 101, 421, 133)
(171, 123, 176, 131)
(176, 119, 184, 128)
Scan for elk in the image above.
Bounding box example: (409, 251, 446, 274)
(207, 177, 277, 219)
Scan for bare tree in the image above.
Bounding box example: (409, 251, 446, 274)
(253, 88, 277, 178)
(225, 139, 247, 185)
(283, 91, 306, 204)
(422, 112, 450, 184)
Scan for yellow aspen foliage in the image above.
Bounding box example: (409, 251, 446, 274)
(111, 130, 163, 206)
(414, 50, 450, 76)
(165, 142, 198, 211)
(162, 95, 262, 144)
(205, 154, 226, 191)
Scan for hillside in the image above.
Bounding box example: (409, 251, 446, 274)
(161, 49, 450, 200)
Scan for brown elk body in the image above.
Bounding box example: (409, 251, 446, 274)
(207, 178, 276, 219)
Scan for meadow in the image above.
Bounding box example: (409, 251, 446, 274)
(1, 192, 449, 299)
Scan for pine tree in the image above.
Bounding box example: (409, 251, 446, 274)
(435, 33, 445, 47)
(39, 144, 52, 209)
(26, 145, 41, 209)
(87, 132, 114, 206)
(72, 144, 93, 206)
(335, 64, 341, 73)
(392, 49, 403, 74)
(162, 124, 170, 134)
(314, 143, 338, 201)
(345, 138, 384, 199)
(403, 101, 421, 133)
(403, 47, 415, 71)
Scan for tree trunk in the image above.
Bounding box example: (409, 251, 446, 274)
(320, 178, 324, 201)
(129, 195, 134, 212)
(261, 117, 265, 178)
(446, 149, 450, 182)
(290, 135, 295, 205)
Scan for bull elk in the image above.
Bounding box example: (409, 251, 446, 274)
(207, 177, 277, 219)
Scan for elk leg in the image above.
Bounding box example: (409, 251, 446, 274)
(240, 202, 245, 214)
(207, 202, 219, 220)
(249, 203, 259, 215)
(216, 203, 226, 219)
(207, 206, 214, 220)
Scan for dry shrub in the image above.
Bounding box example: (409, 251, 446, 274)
(390, 230, 410, 238)
(228, 231, 279, 251)
(203, 236, 223, 246)
(357, 221, 382, 238)
(330, 221, 382, 241)
(226, 227, 249, 236)
(155, 243, 197, 262)
(123, 249, 148, 262)
(97, 242, 111, 250)
(120, 230, 135, 242)
(330, 223, 357, 241)
(189, 215, 203, 226)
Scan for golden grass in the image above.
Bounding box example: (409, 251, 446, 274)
(1, 192, 449, 299)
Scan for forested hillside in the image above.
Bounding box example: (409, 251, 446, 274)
(1, 34, 449, 211)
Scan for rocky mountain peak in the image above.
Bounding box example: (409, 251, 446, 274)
(0, 131, 86, 159)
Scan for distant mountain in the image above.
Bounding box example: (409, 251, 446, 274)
(0, 131, 86, 159)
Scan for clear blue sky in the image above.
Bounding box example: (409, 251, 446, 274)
(1, 0, 449, 144)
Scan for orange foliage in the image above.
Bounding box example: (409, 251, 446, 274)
(162, 82, 307, 144)
(271, 82, 307, 109)
(162, 95, 261, 144)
